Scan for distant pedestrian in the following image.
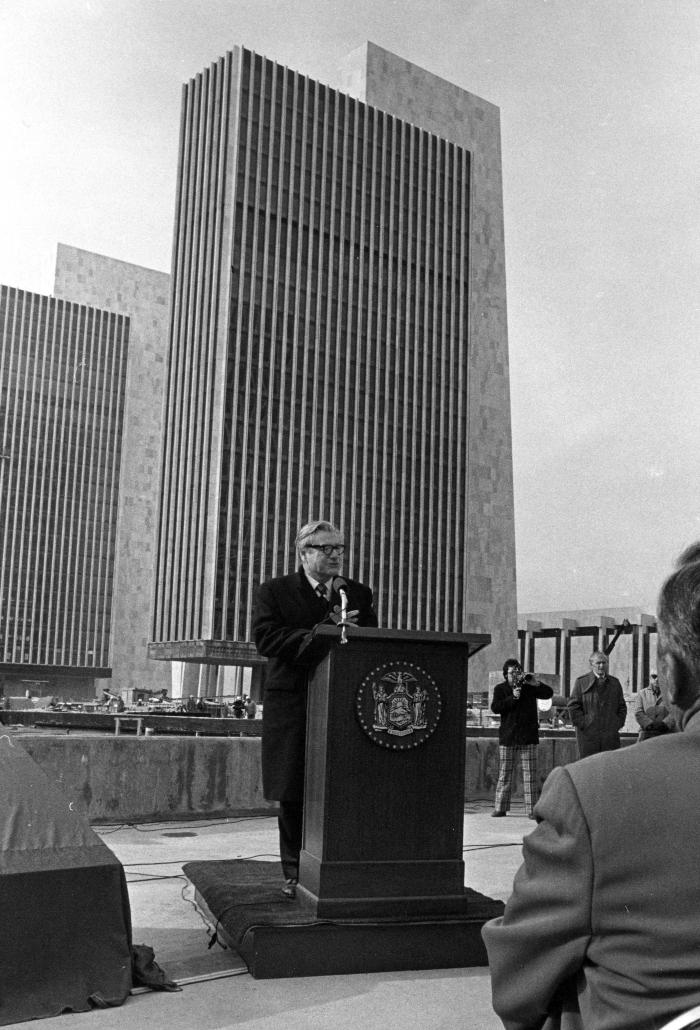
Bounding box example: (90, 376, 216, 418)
(568, 652, 627, 758)
(634, 672, 675, 740)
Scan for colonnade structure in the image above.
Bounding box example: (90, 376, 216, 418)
(518, 608, 657, 698)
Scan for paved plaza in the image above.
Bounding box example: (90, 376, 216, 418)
(13, 801, 532, 1030)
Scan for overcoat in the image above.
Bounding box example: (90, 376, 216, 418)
(482, 710, 700, 1030)
(252, 568, 377, 801)
(568, 672, 627, 757)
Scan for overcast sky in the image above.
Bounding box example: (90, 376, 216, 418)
(1, 0, 698, 614)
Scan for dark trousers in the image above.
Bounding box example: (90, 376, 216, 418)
(278, 798, 303, 880)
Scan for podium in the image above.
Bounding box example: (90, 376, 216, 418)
(299, 625, 488, 919)
(184, 624, 504, 977)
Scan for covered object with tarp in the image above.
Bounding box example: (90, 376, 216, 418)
(0, 735, 132, 1024)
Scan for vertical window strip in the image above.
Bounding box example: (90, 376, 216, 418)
(244, 56, 274, 632)
(347, 99, 363, 570)
(257, 57, 282, 596)
(232, 51, 261, 631)
(459, 147, 471, 628)
(171, 73, 202, 639)
(315, 84, 333, 520)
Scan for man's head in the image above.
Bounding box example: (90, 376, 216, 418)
(296, 520, 345, 583)
(657, 542, 700, 715)
(589, 652, 608, 679)
(503, 658, 522, 683)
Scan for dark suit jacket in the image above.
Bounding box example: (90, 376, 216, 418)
(252, 568, 377, 800)
(482, 711, 700, 1030)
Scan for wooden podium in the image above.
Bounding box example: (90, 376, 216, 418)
(184, 624, 504, 977)
(299, 625, 488, 919)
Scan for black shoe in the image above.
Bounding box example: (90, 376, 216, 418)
(491, 811, 506, 818)
(282, 877, 298, 897)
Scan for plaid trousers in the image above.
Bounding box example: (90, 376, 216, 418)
(494, 744, 539, 816)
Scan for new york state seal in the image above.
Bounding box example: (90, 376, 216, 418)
(355, 661, 442, 750)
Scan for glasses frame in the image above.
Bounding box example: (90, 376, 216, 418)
(304, 544, 345, 557)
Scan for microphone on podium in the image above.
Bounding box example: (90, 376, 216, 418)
(332, 577, 349, 643)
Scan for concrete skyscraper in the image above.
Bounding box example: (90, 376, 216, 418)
(151, 44, 516, 687)
(0, 284, 128, 698)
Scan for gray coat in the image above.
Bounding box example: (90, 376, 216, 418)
(482, 709, 700, 1030)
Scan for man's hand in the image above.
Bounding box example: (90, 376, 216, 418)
(330, 605, 359, 625)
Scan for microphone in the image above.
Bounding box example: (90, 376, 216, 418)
(332, 577, 349, 643)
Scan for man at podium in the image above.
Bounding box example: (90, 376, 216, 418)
(252, 520, 377, 896)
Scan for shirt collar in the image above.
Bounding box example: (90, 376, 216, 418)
(305, 571, 331, 594)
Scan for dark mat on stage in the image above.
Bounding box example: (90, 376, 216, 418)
(183, 859, 504, 978)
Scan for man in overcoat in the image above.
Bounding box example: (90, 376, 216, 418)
(252, 519, 377, 895)
(568, 651, 627, 758)
(482, 541, 700, 1030)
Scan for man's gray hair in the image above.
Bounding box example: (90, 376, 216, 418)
(295, 520, 341, 561)
(657, 541, 700, 681)
(589, 651, 608, 663)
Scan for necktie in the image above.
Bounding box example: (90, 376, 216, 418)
(316, 584, 327, 603)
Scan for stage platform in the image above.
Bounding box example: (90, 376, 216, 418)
(183, 858, 504, 978)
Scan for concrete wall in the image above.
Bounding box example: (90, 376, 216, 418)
(467, 736, 578, 801)
(14, 734, 599, 823)
(17, 734, 276, 823)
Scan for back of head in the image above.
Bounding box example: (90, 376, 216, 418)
(657, 542, 700, 709)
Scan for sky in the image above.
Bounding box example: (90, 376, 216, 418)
(1, 0, 698, 615)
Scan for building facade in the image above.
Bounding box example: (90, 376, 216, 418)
(53, 245, 172, 696)
(151, 45, 517, 689)
(0, 284, 128, 699)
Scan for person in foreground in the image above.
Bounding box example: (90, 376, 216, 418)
(482, 541, 700, 1030)
(490, 659, 553, 819)
(252, 519, 377, 896)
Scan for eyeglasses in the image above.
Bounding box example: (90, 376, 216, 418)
(305, 544, 345, 556)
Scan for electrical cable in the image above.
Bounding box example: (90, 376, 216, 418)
(94, 813, 275, 834)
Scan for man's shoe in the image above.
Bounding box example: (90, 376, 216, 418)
(491, 811, 506, 818)
(282, 877, 298, 897)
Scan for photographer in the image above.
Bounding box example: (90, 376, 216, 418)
(490, 659, 553, 819)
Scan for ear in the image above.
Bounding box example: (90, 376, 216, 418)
(660, 651, 695, 711)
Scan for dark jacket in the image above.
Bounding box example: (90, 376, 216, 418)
(568, 673, 627, 758)
(252, 568, 377, 800)
(491, 677, 553, 746)
(482, 710, 700, 1030)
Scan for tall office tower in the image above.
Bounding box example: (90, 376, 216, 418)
(151, 44, 516, 686)
(54, 246, 172, 696)
(0, 284, 128, 699)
